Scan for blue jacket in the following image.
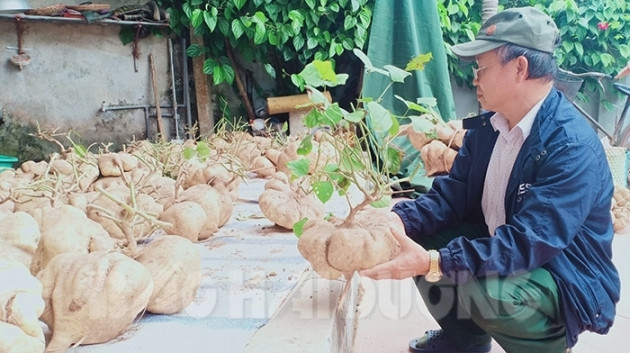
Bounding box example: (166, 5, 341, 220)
(392, 88, 620, 347)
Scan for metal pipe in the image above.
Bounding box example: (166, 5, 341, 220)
(100, 102, 184, 112)
(168, 37, 181, 140)
(181, 35, 192, 137)
(0, 14, 168, 27)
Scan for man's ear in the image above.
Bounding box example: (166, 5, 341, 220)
(515, 55, 530, 81)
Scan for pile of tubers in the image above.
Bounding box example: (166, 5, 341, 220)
(400, 118, 466, 176)
(611, 185, 630, 232)
(0, 129, 295, 353)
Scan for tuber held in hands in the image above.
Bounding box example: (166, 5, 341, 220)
(298, 208, 400, 279)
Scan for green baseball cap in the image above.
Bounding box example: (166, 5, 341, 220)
(451, 6, 559, 60)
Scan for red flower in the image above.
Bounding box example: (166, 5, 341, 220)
(598, 21, 609, 30)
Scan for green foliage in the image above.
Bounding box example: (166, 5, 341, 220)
(437, 0, 630, 89)
(288, 49, 434, 213)
(163, 0, 373, 92)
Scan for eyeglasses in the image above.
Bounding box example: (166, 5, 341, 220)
(472, 61, 501, 80)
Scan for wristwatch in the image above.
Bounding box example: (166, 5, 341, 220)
(425, 250, 443, 282)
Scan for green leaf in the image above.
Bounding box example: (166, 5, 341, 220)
(305, 0, 316, 9)
(353, 48, 373, 70)
(313, 181, 334, 203)
(186, 44, 204, 57)
(298, 60, 337, 87)
(395, 95, 430, 114)
(416, 97, 438, 109)
(268, 31, 279, 45)
(73, 144, 87, 159)
(406, 52, 433, 71)
(233, 0, 246, 11)
(231, 19, 245, 39)
(264, 63, 276, 78)
(202, 58, 217, 75)
(288, 10, 304, 23)
(370, 195, 392, 208)
(345, 110, 365, 123)
(307, 87, 329, 105)
(287, 158, 311, 177)
(203, 9, 218, 31)
(351, 0, 360, 12)
(344, 15, 356, 30)
(322, 104, 344, 126)
(562, 41, 574, 52)
(297, 134, 313, 155)
(304, 108, 321, 129)
(358, 8, 371, 27)
(366, 101, 393, 133)
(191, 9, 203, 28)
(196, 141, 211, 160)
(384, 65, 411, 83)
(307, 37, 318, 50)
(254, 23, 266, 44)
(292, 218, 308, 238)
(183, 146, 196, 160)
(293, 35, 305, 51)
(384, 146, 401, 174)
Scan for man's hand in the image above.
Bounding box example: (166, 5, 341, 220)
(359, 213, 431, 280)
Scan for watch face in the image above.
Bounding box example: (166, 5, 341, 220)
(425, 273, 441, 283)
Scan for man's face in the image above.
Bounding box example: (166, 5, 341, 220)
(473, 50, 514, 112)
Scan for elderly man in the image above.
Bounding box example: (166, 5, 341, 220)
(361, 6, 620, 353)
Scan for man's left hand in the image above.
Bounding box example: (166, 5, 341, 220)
(359, 224, 430, 280)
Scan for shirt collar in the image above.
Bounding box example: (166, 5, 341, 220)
(489, 90, 550, 140)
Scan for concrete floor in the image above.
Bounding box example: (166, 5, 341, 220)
(353, 233, 630, 353)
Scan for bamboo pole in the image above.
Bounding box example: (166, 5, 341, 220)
(149, 53, 166, 142)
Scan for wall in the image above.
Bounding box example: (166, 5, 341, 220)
(0, 11, 173, 153)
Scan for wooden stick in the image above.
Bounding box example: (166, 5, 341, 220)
(149, 53, 166, 142)
(225, 38, 255, 121)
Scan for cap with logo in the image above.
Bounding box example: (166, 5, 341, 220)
(451, 6, 559, 60)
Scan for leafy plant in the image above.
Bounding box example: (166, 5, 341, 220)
(163, 0, 373, 93)
(289, 49, 438, 230)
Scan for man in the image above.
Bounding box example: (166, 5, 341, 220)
(360, 6, 620, 353)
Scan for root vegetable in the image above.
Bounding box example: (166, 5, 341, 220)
(0, 212, 40, 267)
(171, 184, 223, 240)
(38, 251, 153, 353)
(97, 152, 138, 177)
(19, 160, 48, 176)
(134, 236, 202, 314)
(420, 140, 458, 176)
(258, 172, 325, 229)
(264, 148, 282, 166)
(50, 159, 73, 176)
(180, 159, 240, 200)
(158, 201, 207, 241)
(399, 124, 433, 151)
(297, 219, 342, 279)
(87, 185, 164, 242)
(298, 208, 400, 278)
(250, 155, 276, 177)
(77, 163, 100, 192)
(0, 260, 46, 353)
(436, 120, 465, 150)
(611, 185, 630, 232)
(30, 204, 117, 275)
